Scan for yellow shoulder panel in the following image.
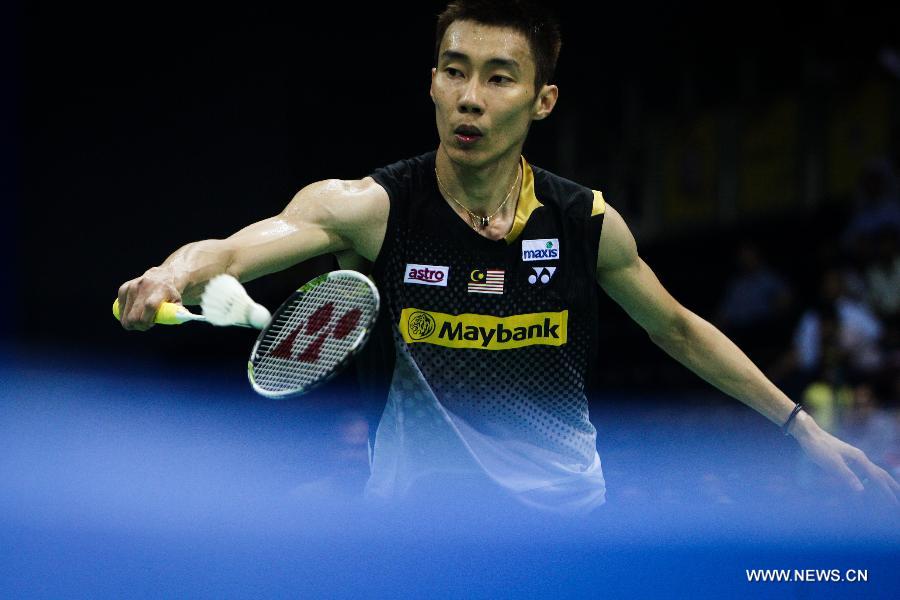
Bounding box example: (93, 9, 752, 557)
(504, 156, 543, 244)
(591, 190, 606, 216)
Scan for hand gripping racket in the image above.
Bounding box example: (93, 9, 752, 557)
(111, 299, 253, 327)
(247, 270, 380, 398)
(112, 299, 206, 324)
(113, 274, 265, 328)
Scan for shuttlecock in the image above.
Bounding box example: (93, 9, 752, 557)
(201, 274, 271, 329)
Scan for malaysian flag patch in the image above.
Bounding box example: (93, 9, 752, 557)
(468, 269, 504, 294)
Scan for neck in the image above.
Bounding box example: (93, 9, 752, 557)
(435, 145, 522, 215)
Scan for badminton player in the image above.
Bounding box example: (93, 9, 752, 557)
(117, 0, 899, 512)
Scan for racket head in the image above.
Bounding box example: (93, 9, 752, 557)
(247, 270, 380, 399)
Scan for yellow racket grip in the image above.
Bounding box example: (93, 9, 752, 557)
(112, 299, 198, 325)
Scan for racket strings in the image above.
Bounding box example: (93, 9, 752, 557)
(252, 276, 377, 393)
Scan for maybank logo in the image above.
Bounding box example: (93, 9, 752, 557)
(522, 238, 560, 261)
(399, 308, 568, 350)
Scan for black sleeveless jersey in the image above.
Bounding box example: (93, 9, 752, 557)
(367, 151, 606, 472)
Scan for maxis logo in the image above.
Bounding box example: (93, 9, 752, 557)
(404, 263, 449, 286)
(522, 238, 560, 261)
(399, 308, 568, 350)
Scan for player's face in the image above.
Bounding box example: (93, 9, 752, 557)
(431, 20, 557, 168)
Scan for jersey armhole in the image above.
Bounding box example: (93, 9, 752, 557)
(369, 172, 398, 273)
(588, 190, 606, 280)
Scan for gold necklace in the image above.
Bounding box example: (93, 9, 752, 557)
(435, 164, 520, 230)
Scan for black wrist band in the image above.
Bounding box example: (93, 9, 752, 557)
(782, 403, 804, 436)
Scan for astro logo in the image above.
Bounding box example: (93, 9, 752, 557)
(521, 238, 560, 261)
(404, 264, 449, 286)
(267, 302, 362, 363)
(528, 266, 557, 285)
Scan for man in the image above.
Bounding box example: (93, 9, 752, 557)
(117, 0, 899, 512)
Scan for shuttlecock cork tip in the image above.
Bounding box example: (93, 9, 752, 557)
(248, 303, 271, 329)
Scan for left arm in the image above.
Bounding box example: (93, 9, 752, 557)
(595, 203, 899, 505)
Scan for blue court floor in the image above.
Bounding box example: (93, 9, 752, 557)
(2, 347, 898, 598)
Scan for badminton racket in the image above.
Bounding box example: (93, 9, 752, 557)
(247, 270, 380, 398)
(113, 270, 379, 397)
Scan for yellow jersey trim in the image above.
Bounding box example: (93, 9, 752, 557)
(505, 156, 543, 244)
(591, 190, 606, 216)
(400, 308, 568, 350)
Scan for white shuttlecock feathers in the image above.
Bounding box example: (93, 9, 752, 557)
(201, 274, 271, 329)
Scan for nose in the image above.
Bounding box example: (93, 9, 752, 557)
(457, 79, 484, 115)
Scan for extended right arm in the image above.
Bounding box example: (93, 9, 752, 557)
(117, 177, 388, 330)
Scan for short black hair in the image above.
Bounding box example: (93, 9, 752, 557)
(434, 0, 561, 92)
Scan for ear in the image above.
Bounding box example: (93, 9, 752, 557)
(430, 67, 436, 104)
(532, 84, 559, 121)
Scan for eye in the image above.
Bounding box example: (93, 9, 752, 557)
(445, 67, 463, 78)
(490, 75, 512, 84)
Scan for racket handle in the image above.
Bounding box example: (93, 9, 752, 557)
(112, 299, 203, 325)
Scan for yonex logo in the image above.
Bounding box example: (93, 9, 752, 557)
(267, 302, 362, 363)
(404, 264, 449, 286)
(521, 238, 560, 261)
(528, 266, 557, 285)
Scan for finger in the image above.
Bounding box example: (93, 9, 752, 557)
(859, 465, 900, 506)
(124, 278, 153, 330)
(876, 475, 900, 506)
(141, 290, 185, 329)
(127, 290, 156, 331)
(888, 473, 900, 494)
(116, 283, 130, 320)
(138, 294, 168, 330)
(117, 282, 136, 329)
(834, 459, 865, 493)
(848, 450, 900, 503)
(122, 287, 141, 330)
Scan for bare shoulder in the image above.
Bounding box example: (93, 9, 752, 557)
(281, 177, 387, 221)
(596, 202, 639, 275)
(281, 177, 389, 261)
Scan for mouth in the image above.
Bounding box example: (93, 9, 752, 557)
(453, 124, 484, 145)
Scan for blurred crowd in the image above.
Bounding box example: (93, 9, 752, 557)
(715, 155, 900, 479)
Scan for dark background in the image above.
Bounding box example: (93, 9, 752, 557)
(10, 0, 900, 387)
(5, 3, 900, 596)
